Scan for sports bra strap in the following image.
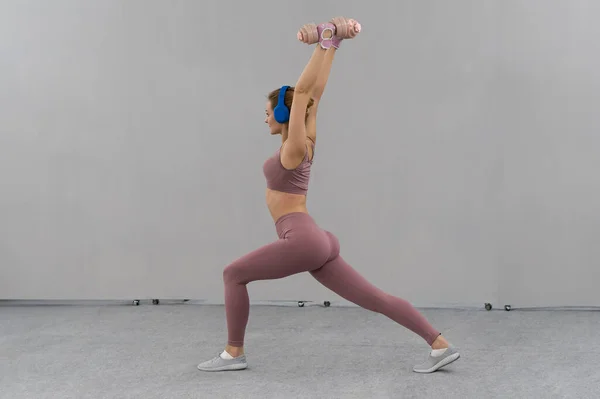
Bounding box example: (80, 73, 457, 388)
(307, 140, 315, 161)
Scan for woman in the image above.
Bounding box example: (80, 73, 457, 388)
(198, 17, 460, 373)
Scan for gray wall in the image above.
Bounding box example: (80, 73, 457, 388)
(1, 0, 599, 308)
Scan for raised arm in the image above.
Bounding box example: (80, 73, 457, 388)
(281, 44, 328, 169)
(280, 18, 361, 170)
(305, 47, 337, 145)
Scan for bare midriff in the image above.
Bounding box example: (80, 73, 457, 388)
(266, 188, 309, 223)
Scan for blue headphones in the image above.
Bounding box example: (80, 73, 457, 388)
(273, 85, 290, 123)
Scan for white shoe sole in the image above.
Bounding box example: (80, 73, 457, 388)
(197, 363, 248, 372)
(413, 352, 460, 374)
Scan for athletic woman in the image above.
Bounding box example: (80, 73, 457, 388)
(198, 17, 460, 373)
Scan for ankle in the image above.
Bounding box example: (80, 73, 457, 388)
(225, 345, 244, 357)
(431, 335, 449, 350)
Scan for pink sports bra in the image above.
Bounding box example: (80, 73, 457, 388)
(263, 143, 314, 195)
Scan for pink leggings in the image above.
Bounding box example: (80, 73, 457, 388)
(223, 212, 441, 347)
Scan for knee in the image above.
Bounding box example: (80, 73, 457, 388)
(222, 263, 240, 285)
(357, 291, 389, 315)
(371, 292, 392, 314)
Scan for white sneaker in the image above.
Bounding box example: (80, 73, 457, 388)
(413, 345, 460, 373)
(197, 354, 248, 372)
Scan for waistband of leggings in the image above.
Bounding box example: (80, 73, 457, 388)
(274, 211, 313, 229)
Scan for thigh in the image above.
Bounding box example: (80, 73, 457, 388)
(224, 238, 315, 285)
(310, 255, 387, 307)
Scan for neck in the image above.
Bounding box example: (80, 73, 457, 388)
(281, 126, 289, 144)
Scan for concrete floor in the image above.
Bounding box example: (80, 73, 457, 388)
(1, 303, 599, 399)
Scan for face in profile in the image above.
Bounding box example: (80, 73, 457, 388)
(265, 101, 284, 135)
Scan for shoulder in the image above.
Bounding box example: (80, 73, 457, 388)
(280, 139, 315, 169)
